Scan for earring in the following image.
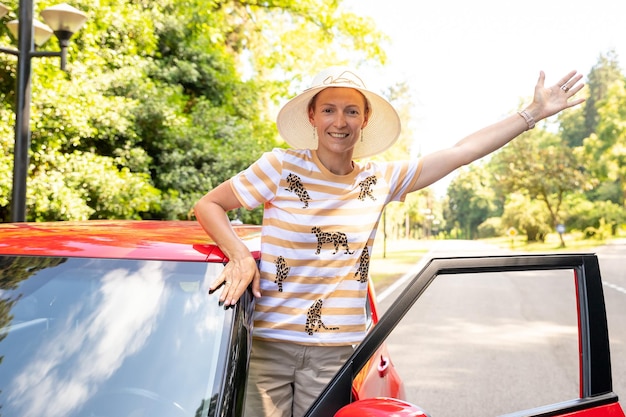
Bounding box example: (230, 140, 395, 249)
(313, 126, 318, 143)
(360, 129, 364, 142)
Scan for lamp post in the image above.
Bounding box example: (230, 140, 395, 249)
(0, 1, 87, 222)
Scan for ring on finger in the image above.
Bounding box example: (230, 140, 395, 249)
(561, 85, 570, 92)
(224, 281, 231, 286)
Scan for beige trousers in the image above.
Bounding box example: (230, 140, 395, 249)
(244, 339, 354, 417)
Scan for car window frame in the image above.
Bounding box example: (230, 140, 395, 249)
(304, 253, 619, 417)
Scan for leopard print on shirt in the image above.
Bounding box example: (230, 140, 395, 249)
(305, 299, 339, 335)
(274, 256, 290, 292)
(357, 175, 377, 201)
(354, 247, 370, 283)
(285, 173, 311, 208)
(311, 226, 354, 255)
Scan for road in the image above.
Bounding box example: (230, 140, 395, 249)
(376, 240, 626, 417)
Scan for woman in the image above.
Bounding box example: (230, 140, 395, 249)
(194, 66, 584, 416)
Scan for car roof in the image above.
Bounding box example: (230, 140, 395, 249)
(0, 220, 261, 262)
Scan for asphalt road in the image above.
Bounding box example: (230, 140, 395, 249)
(376, 239, 626, 417)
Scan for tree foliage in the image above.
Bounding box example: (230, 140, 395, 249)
(581, 50, 623, 141)
(489, 129, 585, 246)
(579, 78, 626, 207)
(501, 193, 552, 242)
(0, 0, 387, 222)
(2, 2, 625, 238)
(445, 163, 499, 239)
(565, 194, 625, 237)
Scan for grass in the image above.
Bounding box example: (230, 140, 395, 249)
(369, 238, 431, 288)
(481, 231, 608, 252)
(368, 231, 620, 289)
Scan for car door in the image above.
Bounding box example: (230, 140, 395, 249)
(304, 254, 625, 417)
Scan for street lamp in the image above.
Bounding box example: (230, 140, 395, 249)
(6, 18, 54, 47)
(0, 1, 87, 222)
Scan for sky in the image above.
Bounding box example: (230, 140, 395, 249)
(342, 0, 626, 195)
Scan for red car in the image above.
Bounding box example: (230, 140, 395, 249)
(1, 221, 623, 417)
(0, 220, 404, 417)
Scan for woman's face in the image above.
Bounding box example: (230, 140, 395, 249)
(308, 87, 369, 157)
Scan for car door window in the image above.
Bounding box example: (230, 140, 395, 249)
(387, 269, 579, 416)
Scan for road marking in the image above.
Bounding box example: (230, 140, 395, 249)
(604, 281, 626, 295)
(377, 249, 435, 303)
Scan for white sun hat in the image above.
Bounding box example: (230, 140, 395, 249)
(276, 66, 402, 159)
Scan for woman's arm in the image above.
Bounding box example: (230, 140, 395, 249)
(410, 70, 585, 192)
(194, 180, 261, 306)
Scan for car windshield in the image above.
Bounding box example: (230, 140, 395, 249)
(0, 256, 229, 417)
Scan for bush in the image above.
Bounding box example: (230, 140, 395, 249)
(477, 217, 502, 238)
(501, 194, 552, 242)
(566, 198, 625, 236)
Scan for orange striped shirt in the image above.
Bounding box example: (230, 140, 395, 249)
(231, 148, 422, 345)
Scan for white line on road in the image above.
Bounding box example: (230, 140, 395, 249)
(604, 281, 626, 295)
(377, 255, 431, 303)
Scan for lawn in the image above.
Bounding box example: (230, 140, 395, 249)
(369, 238, 432, 288)
(368, 231, 616, 288)
(482, 231, 607, 252)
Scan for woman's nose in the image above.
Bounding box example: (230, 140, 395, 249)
(333, 112, 347, 127)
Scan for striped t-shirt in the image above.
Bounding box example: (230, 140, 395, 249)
(230, 148, 422, 346)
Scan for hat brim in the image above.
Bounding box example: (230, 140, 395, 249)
(276, 86, 401, 159)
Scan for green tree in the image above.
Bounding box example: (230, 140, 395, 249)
(564, 194, 625, 237)
(489, 130, 585, 247)
(580, 78, 626, 207)
(0, 0, 387, 222)
(445, 163, 499, 239)
(501, 193, 552, 242)
(582, 50, 623, 140)
(559, 51, 622, 148)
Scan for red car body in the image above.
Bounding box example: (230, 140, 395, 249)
(0, 220, 404, 416)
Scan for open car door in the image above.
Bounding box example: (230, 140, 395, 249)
(305, 254, 625, 417)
